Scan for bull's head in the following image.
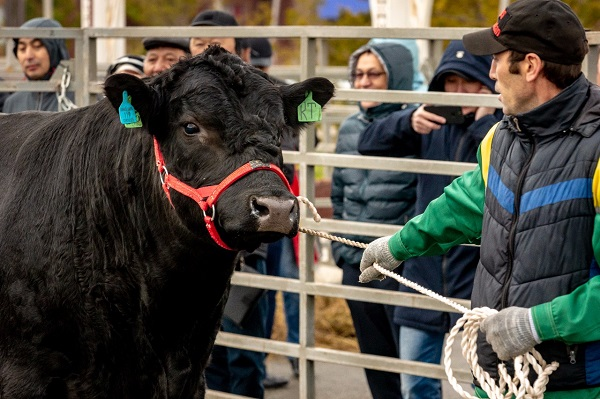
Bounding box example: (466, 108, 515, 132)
(104, 46, 335, 251)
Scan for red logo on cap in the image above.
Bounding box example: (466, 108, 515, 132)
(493, 9, 507, 37)
(493, 22, 501, 37)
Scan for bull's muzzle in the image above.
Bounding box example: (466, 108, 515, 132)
(252, 196, 299, 235)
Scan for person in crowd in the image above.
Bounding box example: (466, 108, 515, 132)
(189, 10, 250, 62)
(3, 17, 74, 113)
(249, 37, 273, 73)
(368, 38, 427, 91)
(358, 40, 502, 399)
(330, 40, 418, 399)
(359, 1, 600, 397)
(142, 37, 189, 77)
(106, 54, 145, 79)
(190, 10, 270, 398)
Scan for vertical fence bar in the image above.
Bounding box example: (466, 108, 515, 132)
(298, 33, 318, 399)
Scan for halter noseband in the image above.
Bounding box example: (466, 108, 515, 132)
(153, 137, 292, 250)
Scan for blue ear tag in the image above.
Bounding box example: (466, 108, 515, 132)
(297, 91, 322, 122)
(118, 91, 143, 128)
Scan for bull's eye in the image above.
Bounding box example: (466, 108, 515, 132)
(183, 123, 200, 135)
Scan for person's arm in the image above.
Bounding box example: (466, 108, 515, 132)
(388, 162, 484, 259)
(532, 270, 600, 343)
(357, 107, 419, 157)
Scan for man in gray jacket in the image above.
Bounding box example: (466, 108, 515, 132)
(3, 18, 73, 113)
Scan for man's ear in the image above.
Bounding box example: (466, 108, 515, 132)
(280, 77, 335, 129)
(524, 53, 545, 83)
(104, 74, 155, 126)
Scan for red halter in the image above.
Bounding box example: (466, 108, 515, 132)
(153, 137, 293, 250)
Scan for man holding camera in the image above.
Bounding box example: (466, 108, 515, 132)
(357, 40, 502, 399)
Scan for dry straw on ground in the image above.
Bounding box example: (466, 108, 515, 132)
(271, 293, 359, 352)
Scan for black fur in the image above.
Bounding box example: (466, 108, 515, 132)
(0, 46, 334, 398)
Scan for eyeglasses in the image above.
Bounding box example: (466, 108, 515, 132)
(352, 71, 386, 81)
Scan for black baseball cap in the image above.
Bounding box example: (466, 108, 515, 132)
(191, 10, 238, 27)
(142, 37, 191, 54)
(189, 10, 248, 54)
(249, 38, 272, 67)
(463, 0, 587, 65)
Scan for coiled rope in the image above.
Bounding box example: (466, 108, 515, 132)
(297, 196, 559, 399)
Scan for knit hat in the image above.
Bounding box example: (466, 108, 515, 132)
(107, 55, 145, 76)
(142, 37, 190, 54)
(463, 0, 587, 65)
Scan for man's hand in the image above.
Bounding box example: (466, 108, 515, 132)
(480, 307, 541, 361)
(411, 105, 445, 134)
(359, 236, 402, 283)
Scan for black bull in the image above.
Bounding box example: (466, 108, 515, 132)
(0, 46, 334, 398)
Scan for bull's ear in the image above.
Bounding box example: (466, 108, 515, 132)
(280, 77, 335, 128)
(104, 74, 155, 126)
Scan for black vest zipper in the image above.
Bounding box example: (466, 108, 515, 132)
(501, 120, 536, 308)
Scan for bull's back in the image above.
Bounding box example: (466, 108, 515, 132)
(0, 112, 58, 191)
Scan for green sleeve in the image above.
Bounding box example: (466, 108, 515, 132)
(388, 163, 485, 260)
(531, 213, 600, 344)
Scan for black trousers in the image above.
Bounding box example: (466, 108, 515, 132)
(342, 261, 402, 399)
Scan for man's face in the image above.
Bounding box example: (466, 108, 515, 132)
(143, 47, 187, 77)
(490, 50, 532, 116)
(190, 37, 236, 56)
(443, 73, 485, 115)
(16, 38, 51, 80)
(353, 52, 388, 109)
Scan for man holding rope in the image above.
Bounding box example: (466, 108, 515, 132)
(359, 0, 600, 397)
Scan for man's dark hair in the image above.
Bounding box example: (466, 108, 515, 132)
(508, 50, 584, 90)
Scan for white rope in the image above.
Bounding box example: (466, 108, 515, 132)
(297, 196, 559, 399)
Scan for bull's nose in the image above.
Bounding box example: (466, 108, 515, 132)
(252, 196, 299, 234)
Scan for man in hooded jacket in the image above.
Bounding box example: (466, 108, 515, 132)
(3, 18, 74, 113)
(357, 41, 502, 399)
(330, 40, 417, 399)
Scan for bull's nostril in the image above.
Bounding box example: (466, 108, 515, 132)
(251, 197, 270, 217)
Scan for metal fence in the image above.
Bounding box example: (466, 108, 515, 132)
(1, 25, 599, 399)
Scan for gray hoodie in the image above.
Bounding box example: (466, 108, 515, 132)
(3, 18, 73, 113)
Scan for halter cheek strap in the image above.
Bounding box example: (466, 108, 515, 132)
(153, 137, 292, 250)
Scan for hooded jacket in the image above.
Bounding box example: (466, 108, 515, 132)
(3, 18, 73, 113)
(357, 41, 503, 333)
(331, 41, 418, 268)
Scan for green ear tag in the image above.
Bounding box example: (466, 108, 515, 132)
(297, 91, 322, 122)
(119, 91, 142, 128)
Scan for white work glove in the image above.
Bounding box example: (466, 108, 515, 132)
(359, 236, 402, 283)
(480, 306, 541, 361)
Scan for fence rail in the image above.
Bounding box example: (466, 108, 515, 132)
(1, 25, 599, 399)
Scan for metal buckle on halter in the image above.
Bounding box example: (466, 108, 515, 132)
(159, 165, 169, 186)
(202, 204, 216, 221)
